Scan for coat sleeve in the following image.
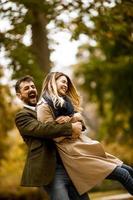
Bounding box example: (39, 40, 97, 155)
(37, 103, 69, 142)
(15, 109, 72, 139)
(37, 102, 55, 123)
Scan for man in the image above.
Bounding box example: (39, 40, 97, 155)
(15, 75, 90, 200)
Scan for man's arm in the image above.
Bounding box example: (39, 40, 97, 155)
(15, 111, 72, 139)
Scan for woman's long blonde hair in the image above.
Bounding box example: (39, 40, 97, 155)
(40, 72, 81, 111)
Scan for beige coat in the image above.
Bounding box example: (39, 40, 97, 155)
(37, 101, 123, 195)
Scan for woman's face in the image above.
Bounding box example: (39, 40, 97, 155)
(56, 75, 68, 96)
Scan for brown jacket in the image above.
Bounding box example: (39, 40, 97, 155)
(15, 107, 72, 186)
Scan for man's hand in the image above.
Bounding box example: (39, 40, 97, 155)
(55, 116, 71, 124)
(71, 121, 82, 139)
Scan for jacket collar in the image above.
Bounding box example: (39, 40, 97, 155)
(24, 104, 36, 111)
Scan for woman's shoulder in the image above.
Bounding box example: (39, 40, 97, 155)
(37, 98, 49, 109)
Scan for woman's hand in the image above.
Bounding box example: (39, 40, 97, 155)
(55, 116, 72, 124)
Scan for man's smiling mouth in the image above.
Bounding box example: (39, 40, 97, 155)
(28, 91, 36, 98)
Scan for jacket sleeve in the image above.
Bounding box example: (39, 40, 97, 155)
(15, 110, 72, 139)
(37, 103, 68, 142)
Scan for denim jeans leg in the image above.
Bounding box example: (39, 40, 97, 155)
(44, 165, 69, 200)
(121, 164, 133, 178)
(68, 185, 90, 200)
(44, 164, 90, 200)
(107, 166, 133, 195)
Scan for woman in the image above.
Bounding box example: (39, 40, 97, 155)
(37, 72, 133, 195)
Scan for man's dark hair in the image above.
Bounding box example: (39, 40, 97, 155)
(15, 75, 34, 93)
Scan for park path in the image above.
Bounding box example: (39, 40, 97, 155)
(90, 192, 133, 200)
(101, 193, 133, 200)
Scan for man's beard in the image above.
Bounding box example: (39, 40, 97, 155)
(27, 99, 37, 106)
(27, 90, 38, 106)
(21, 90, 38, 106)
(23, 94, 38, 107)
(23, 98, 37, 106)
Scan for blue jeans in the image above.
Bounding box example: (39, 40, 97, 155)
(107, 164, 133, 195)
(44, 164, 90, 200)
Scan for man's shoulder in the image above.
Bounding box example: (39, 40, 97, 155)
(15, 107, 36, 119)
(16, 107, 29, 115)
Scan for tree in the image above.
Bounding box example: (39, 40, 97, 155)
(1, 0, 133, 142)
(0, 66, 16, 160)
(0, 0, 73, 88)
(0, 0, 97, 88)
(73, 0, 133, 141)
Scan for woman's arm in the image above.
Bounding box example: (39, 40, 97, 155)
(55, 112, 86, 132)
(37, 102, 68, 142)
(37, 102, 54, 123)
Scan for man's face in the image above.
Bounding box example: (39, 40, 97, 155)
(17, 81, 38, 106)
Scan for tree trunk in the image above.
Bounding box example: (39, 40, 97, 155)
(31, 11, 50, 74)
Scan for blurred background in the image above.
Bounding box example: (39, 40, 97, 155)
(0, 0, 133, 199)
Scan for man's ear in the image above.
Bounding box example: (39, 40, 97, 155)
(16, 93, 21, 99)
